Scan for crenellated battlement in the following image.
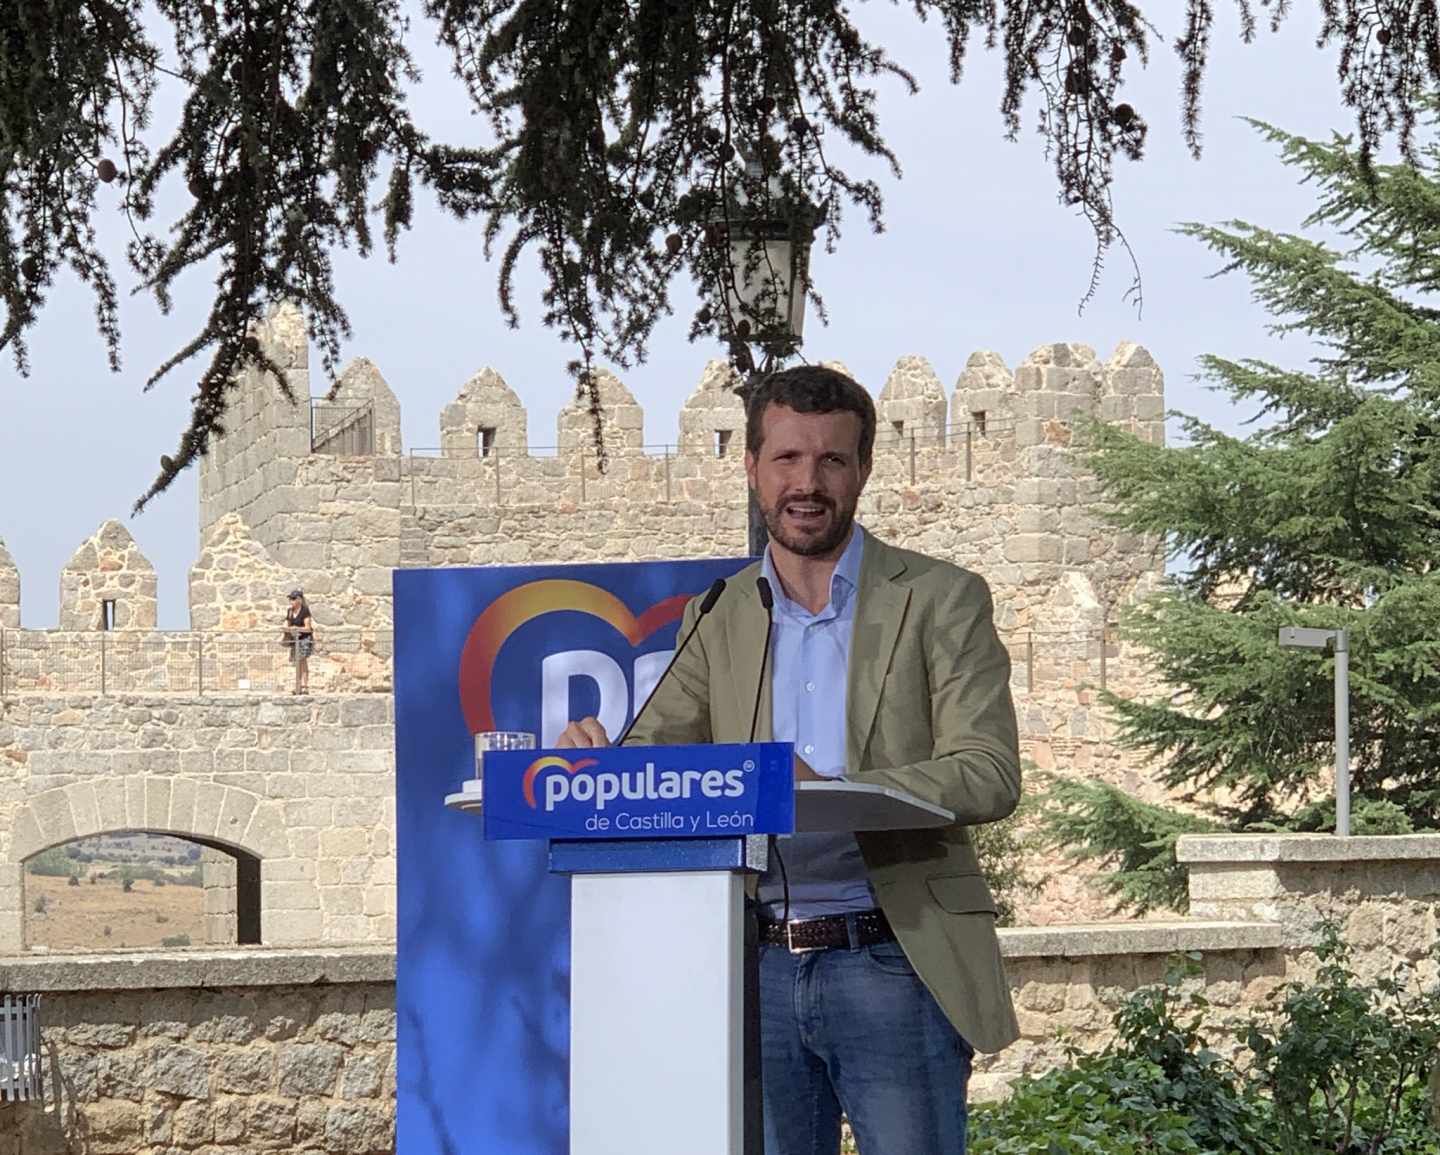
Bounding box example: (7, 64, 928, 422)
(188, 303, 1163, 637)
(0, 302, 1165, 744)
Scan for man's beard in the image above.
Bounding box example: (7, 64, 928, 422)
(760, 492, 856, 557)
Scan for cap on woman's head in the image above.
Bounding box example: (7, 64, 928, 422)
(288, 589, 303, 599)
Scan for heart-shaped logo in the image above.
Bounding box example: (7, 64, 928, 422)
(521, 756, 598, 808)
(457, 579, 690, 736)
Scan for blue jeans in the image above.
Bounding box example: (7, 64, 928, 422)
(759, 929, 974, 1155)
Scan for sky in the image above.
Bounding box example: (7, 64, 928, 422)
(0, 3, 1372, 629)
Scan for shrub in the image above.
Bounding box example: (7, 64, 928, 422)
(971, 928, 1440, 1155)
(32, 895, 47, 914)
(67, 874, 80, 887)
(160, 934, 192, 948)
(26, 846, 78, 879)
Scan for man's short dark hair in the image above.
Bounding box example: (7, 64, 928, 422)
(746, 365, 876, 465)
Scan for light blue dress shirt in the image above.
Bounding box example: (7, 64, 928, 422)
(756, 526, 876, 918)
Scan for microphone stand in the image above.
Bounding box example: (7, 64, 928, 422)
(744, 575, 775, 1155)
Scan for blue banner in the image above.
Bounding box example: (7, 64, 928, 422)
(481, 741, 795, 841)
(395, 556, 750, 1155)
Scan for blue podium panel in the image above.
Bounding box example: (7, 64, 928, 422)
(394, 558, 749, 1155)
(481, 742, 795, 841)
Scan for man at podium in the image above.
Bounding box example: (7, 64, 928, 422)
(559, 365, 1021, 1155)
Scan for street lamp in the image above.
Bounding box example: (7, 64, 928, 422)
(714, 159, 819, 555)
(1278, 626, 1351, 837)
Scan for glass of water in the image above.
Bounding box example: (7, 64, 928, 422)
(474, 731, 536, 782)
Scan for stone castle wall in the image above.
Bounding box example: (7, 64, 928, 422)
(0, 695, 396, 953)
(193, 304, 1165, 639)
(0, 303, 1171, 932)
(0, 949, 394, 1154)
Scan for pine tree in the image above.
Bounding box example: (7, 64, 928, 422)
(1044, 109, 1440, 913)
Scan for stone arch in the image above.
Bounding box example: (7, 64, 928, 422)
(4, 777, 307, 952)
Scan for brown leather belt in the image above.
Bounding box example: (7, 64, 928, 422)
(759, 909, 895, 953)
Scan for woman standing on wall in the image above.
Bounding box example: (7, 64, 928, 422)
(283, 589, 315, 695)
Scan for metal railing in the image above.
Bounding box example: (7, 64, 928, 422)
(0, 626, 1127, 697)
(0, 994, 42, 1102)
(997, 625, 1127, 694)
(399, 418, 1036, 507)
(311, 400, 375, 454)
(0, 629, 393, 697)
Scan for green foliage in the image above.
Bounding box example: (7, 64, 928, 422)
(2, 5, 1435, 509)
(1244, 925, 1440, 1155)
(972, 794, 1042, 927)
(1047, 112, 1440, 910)
(970, 1055, 1210, 1154)
(160, 934, 192, 948)
(31, 895, 46, 914)
(1039, 776, 1221, 914)
(26, 847, 78, 878)
(972, 927, 1440, 1155)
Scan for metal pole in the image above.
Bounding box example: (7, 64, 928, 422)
(1334, 629, 1350, 837)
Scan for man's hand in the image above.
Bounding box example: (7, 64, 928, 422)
(794, 755, 822, 782)
(556, 717, 612, 748)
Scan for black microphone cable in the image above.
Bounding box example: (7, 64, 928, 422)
(613, 577, 726, 746)
(751, 576, 791, 926)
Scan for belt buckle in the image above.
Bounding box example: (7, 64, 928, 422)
(785, 917, 825, 955)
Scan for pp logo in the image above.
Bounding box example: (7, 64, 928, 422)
(457, 579, 693, 745)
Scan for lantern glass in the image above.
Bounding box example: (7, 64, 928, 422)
(723, 231, 808, 347)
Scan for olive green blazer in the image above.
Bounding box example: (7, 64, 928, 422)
(625, 530, 1022, 1053)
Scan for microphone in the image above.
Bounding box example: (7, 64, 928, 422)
(613, 577, 727, 745)
(749, 576, 775, 742)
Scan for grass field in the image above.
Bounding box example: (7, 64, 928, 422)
(25, 871, 206, 952)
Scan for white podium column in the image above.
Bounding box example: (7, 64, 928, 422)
(569, 870, 745, 1155)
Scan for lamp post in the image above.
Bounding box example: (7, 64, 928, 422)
(1278, 626, 1351, 836)
(714, 159, 818, 556)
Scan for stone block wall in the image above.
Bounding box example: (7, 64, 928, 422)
(57, 522, 157, 633)
(0, 949, 394, 1155)
(0, 695, 396, 952)
(202, 848, 239, 946)
(194, 311, 1165, 643)
(1178, 833, 1440, 984)
(197, 304, 314, 544)
(0, 537, 18, 630)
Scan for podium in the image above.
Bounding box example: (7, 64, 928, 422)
(444, 744, 953, 1155)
